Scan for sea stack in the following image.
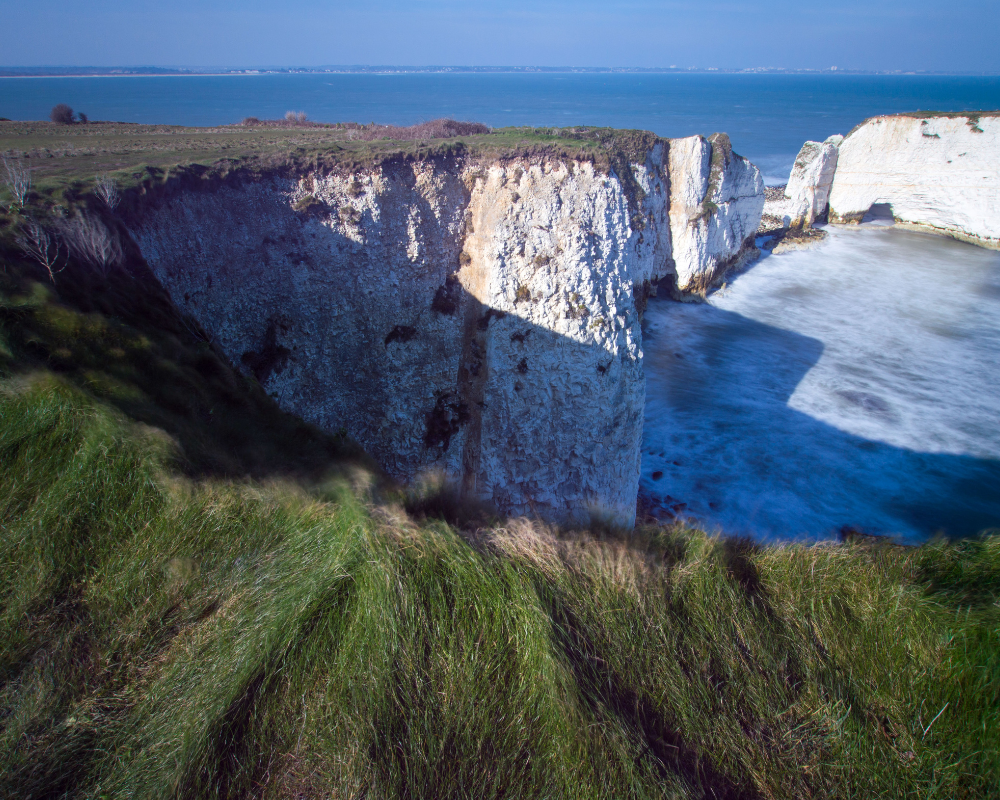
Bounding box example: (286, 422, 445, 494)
(668, 133, 765, 290)
(783, 134, 843, 227)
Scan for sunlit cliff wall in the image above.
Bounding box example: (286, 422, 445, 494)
(133, 134, 764, 525)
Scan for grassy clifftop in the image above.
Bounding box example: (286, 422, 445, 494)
(0, 119, 664, 212)
(1, 237, 999, 797)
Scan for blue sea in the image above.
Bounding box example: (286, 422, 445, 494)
(3, 72, 999, 540)
(1, 73, 998, 183)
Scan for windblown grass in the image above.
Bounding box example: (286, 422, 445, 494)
(1, 374, 998, 798)
(1, 232, 998, 799)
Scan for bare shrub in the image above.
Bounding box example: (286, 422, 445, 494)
(1, 155, 31, 210)
(94, 174, 121, 210)
(354, 119, 490, 142)
(77, 112, 88, 124)
(229, 116, 326, 130)
(16, 218, 64, 282)
(50, 104, 75, 125)
(60, 213, 124, 275)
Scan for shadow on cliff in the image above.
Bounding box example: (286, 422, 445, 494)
(640, 298, 1000, 541)
(92, 165, 1000, 539)
(0, 228, 376, 483)
(125, 165, 653, 525)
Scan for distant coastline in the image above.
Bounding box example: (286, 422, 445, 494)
(2, 65, 998, 78)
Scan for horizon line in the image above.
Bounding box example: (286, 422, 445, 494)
(2, 65, 999, 77)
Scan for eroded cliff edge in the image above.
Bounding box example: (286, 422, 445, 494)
(131, 132, 764, 526)
(826, 113, 999, 248)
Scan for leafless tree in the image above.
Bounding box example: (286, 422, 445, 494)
(1, 155, 31, 210)
(16, 218, 64, 282)
(95, 173, 121, 210)
(285, 110, 297, 123)
(60, 213, 124, 276)
(296, 111, 307, 123)
(51, 104, 74, 124)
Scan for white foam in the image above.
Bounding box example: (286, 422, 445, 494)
(640, 225, 1000, 542)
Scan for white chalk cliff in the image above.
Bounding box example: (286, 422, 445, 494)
(669, 134, 765, 290)
(783, 135, 843, 227)
(828, 114, 1000, 248)
(132, 134, 764, 526)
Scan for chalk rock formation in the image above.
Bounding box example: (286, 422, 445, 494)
(668, 133, 765, 291)
(132, 137, 763, 526)
(784, 134, 843, 227)
(828, 114, 1000, 248)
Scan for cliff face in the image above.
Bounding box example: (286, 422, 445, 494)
(133, 136, 763, 526)
(668, 134, 765, 291)
(828, 114, 1000, 248)
(783, 135, 843, 227)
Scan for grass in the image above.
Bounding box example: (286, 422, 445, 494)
(894, 110, 1000, 120)
(0, 119, 663, 216)
(1, 136, 999, 798)
(843, 110, 1000, 138)
(1, 373, 998, 798)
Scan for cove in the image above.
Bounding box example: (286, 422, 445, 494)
(640, 224, 1000, 542)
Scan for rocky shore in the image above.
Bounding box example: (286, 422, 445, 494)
(756, 184, 829, 254)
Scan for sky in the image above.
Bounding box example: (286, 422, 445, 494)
(2, 0, 998, 73)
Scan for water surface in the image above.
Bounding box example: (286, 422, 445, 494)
(640, 226, 1000, 542)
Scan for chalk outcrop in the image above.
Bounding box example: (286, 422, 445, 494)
(828, 114, 1000, 248)
(668, 133, 765, 291)
(784, 135, 843, 227)
(132, 135, 764, 526)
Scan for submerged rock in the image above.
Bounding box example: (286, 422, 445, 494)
(762, 226, 828, 254)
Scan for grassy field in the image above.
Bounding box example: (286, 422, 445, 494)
(0, 127, 999, 798)
(0, 119, 662, 214)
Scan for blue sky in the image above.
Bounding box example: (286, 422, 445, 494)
(2, 0, 998, 72)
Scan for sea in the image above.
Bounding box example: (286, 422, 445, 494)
(3, 72, 999, 541)
(642, 225, 1000, 543)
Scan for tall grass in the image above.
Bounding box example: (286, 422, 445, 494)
(1, 378, 997, 799)
(1, 247, 998, 798)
